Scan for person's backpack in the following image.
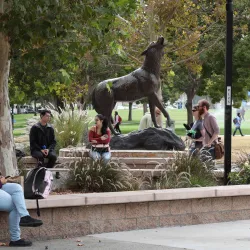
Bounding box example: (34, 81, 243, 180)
(15, 149, 25, 162)
(233, 117, 237, 124)
(24, 162, 53, 216)
(118, 115, 122, 123)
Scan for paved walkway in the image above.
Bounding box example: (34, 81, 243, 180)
(1, 220, 250, 249)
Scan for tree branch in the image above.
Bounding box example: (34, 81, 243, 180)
(166, 34, 224, 69)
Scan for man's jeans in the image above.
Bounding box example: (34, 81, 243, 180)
(89, 150, 111, 165)
(0, 183, 29, 241)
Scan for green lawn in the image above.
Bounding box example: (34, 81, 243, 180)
(13, 108, 250, 137)
(88, 108, 250, 136)
(13, 113, 37, 137)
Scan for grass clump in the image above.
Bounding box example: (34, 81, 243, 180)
(50, 106, 91, 152)
(65, 157, 139, 193)
(229, 152, 250, 185)
(153, 151, 217, 189)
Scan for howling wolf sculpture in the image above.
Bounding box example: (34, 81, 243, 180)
(92, 36, 171, 134)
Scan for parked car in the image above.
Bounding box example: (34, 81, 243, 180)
(117, 105, 129, 110)
(24, 108, 36, 114)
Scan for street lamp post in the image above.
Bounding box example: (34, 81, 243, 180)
(224, 0, 233, 184)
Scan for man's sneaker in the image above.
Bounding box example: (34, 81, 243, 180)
(9, 239, 32, 247)
(19, 216, 43, 227)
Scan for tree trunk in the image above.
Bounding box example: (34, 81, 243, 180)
(186, 92, 195, 125)
(0, 32, 17, 176)
(143, 103, 148, 114)
(128, 102, 132, 121)
(17, 104, 21, 114)
(34, 99, 37, 116)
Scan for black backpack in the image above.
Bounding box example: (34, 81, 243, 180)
(24, 163, 53, 216)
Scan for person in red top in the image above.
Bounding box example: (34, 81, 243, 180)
(88, 114, 111, 164)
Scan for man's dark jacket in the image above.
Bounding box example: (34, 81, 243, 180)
(29, 122, 56, 153)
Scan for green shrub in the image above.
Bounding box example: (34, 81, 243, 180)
(65, 157, 140, 192)
(229, 152, 250, 185)
(50, 106, 91, 152)
(153, 151, 217, 189)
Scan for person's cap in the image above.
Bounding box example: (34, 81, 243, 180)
(192, 106, 199, 112)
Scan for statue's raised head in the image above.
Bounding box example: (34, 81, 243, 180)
(141, 36, 165, 56)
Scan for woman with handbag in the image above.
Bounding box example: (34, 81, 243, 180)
(187, 105, 205, 155)
(88, 114, 111, 164)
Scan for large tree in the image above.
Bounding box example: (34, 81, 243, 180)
(0, 0, 136, 175)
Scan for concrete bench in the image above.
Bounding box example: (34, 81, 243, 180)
(59, 148, 183, 158)
(20, 156, 174, 169)
(2, 185, 250, 242)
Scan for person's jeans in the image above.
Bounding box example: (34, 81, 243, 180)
(233, 127, 244, 136)
(89, 150, 111, 165)
(31, 150, 57, 168)
(0, 183, 29, 241)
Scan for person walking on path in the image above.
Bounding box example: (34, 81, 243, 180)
(0, 175, 43, 247)
(113, 111, 122, 134)
(233, 113, 244, 136)
(187, 105, 205, 155)
(198, 99, 220, 159)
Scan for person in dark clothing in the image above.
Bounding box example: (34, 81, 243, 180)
(113, 111, 122, 134)
(29, 110, 57, 168)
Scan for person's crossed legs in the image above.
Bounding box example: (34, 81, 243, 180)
(0, 183, 43, 247)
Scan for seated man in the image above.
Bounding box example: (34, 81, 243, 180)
(138, 107, 163, 130)
(29, 110, 57, 168)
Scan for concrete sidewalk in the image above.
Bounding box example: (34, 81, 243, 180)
(1, 220, 250, 250)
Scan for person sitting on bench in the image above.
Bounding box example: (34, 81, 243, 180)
(29, 109, 57, 168)
(0, 174, 43, 247)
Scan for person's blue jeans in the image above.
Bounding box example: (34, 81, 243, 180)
(0, 183, 29, 241)
(89, 150, 111, 165)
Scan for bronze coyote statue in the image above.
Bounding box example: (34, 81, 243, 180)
(92, 36, 171, 134)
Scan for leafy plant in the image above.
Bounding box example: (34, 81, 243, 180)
(65, 157, 140, 193)
(49, 105, 91, 152)
(229, 152, 250, 185)
(153, 151, 217, 189)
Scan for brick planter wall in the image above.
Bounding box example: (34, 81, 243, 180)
(1, 186, 250, 241)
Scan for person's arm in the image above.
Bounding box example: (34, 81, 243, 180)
(88, 127, 106, 144)
(48, 128, 56, 151)
(0, 176, 7, 189)
(29, 126, 42, 151)
(100, 129, 111, 144)
(195, 129, 205, 142)
(207, 116, 219, 146)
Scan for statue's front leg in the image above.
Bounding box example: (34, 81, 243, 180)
(148, 100, 160, 128)
(149, 93, 171, 127)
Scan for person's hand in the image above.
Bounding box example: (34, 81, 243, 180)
(0, 176, 7, 185)
(91, 140, 97, 144)
(100, 135, 108, 140)
(205, 144, 212, 148)
(41, 149, 49, 156)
